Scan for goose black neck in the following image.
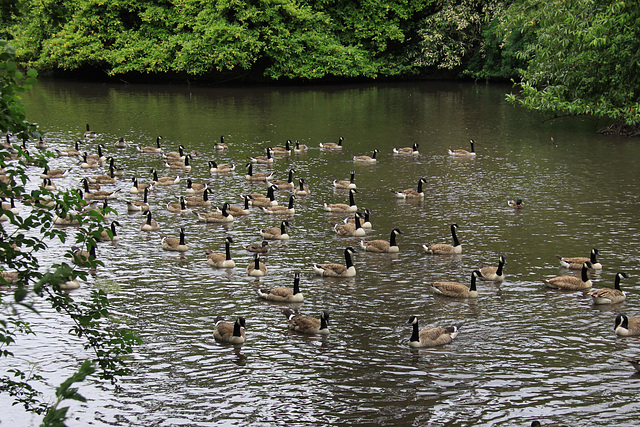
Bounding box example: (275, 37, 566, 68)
(267, 186, 276, 200)
(614, 274, 622, 290)
(288, 196, 295, 209)
(350, 171, 355, 183)
(293, 275, 300, 295)
(254, 257, 261, 269)
(111, 222, 117, 235)
(372, 150, 378, 159)
(221, 204, 229, 216)
(470, 141, 475, 152)
(417, 180, 424, 193)
(451, 226, 460, 247)
(496, 260, 504, 276)
(349, 190, 356, 206)
(233, 320, 243, 337)
(179, 230, 185, 245)
(590, 251, 598, 263)
(247, 164, 253, 175)
(225, 240, 232, 260)
(355, 215, 362, 229)
(298, 180, 305, 191)
(180, 198, 186, 210)
(344, 249, 354, 268)
(469, 273, 477, 291)
(143, 188, 149, 202)
(243, 196, 250, 209)
(280, 222, 287, 233)
(320, 315, 329, 330)
(287, 169, 294, 183)
(581, 265, 590, 282)
(410, 321, 420, 342)
(389, 231, 397, 246)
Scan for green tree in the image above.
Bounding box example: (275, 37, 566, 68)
(1, 39, 140, 424)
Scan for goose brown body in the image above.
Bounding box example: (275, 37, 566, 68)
(556, 248, 602, 270)
(422, 224, 462, 254)
(213, 317, 246, 344)
(406, 315, 461, 348)
(282, 309, 329, 335)
(308, 247, 356, 277)
(543, 262, 593, 290)
(256, 272, 303, 302)
(478, 256, 507, 281)
(359, 228, 402, 253)
(205, 237, 235, 268)
(427, 271, 480, 298)
(590, 272, 628, 304)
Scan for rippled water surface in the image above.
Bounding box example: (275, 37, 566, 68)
(3, 79, 640, 426)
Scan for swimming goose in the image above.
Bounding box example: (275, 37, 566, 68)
(282, 309, 330, 335)
(353, 148, 380, 163)
(543, 262, 593, 290)
(308, 247, 356, 277)
(165, 154, 191, 171)
(260, 220, 290, 240)
(140, 211, 160, 232)
(478, 256, 507, 281)
(333, 170, 356, 189)
(99, 220, 120, 242)
(556, 248, 602, 270)
(615, 314, 640, 336)
(150, 168, 180, 186)
(186, 178, 208, 195)
(359, 228, 403, 253)
(268, 169, 295, 189)
(114, 136, 129, 148)
(194, 203, 234, 223)
(167, 196, 189, 213)
(508, 199, 524, 209)
(1, 198, 19, 215)
(270, 140, 292, 156)
(40, 166, 70, 179)
(57, 140, 82, 157)
(0, 270, 19, 285)
(249, 185, 279, 207)
(589, 272, 628, 304)
(137, 136, 163, 153)
(163, 144, 186, 161)
(245, 163, 275, 182)
(89, 168, 117, 185)
(295, 178, 311, 196)
(406, 315, 461, 348)
(59, 276, 80, 291)
(246, 241, 270, 253)
(346, 207, 372, 229)
(130, 177, 153, 194)
(162, 227, 188, 252)
(324, 188, 358, 213)
(81, 179, 120, 200)
(127, 187, 150, 212)
(107, 157, 125, 177)
(261, 195, 295, 215)
(249, 147, 274, 164)
(205, 237, 236, 268)
(213, 316, 246, 344)
(294, 140, 308, 152)
(395, 178, 427, 199)
(215, 135, 228, 150)
(246, 254, 268, 277)
(209, 160, 236, 174)
(226, 195, 251, 216)
(393, 142, 420, 155)
(256, 271, 304, 303)
(80, 152, 100, 169)
(40, 178, 56, 191)
(334, 213, 366, 237)
(86, 144, 106, 164)
(448, 139, 476, 156)
(422, 224, 462, 254)
(83, 123, 97, 138)
(185, 189, 212, 207)
(72, 245, 97, 266)
(319, 136, 344, 150)
(427, 270, 481, 298)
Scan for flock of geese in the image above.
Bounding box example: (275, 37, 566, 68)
(3, 128, 639, 374)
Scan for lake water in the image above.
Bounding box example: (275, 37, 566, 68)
(3, 78, 640, 426)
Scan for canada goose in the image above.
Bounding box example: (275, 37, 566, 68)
(40, 178, 56, 191)
(245, 163, 275, 182)
(427, 271, 481, 298)
(308, 247, 356, 277)
(478, 256, 507, 281)
(422, 224, 462, 254)
(589, 272, 628, 304)
(1, 198, 19, 215)
(114, 136, 129, 148)
(346, 207, 372, 229)
(269, 169, 295, 189)
(246, 254, 268, 277)
(127, 187, 150, 212)
(226, 195, 251, 216)
(165, 154, 191, 171)
(213, 316, 246, 344)
(83, 123, 97, 138)
(150, 168, 180, 186)
(556, 248, 602, 270)
(295, 178, 311, 196)
(186, 178, 208, 194)
(137, 136, 163, 153)
(249, 147, 274, 164)
(107, 157, 125, 177)
(246, 240, 270, 253)
(333, 170, 356, 189)
(319, 136, 344, 150)
(615, 314, 640, 336)
(294, 140, 308, 152)
(406, 315, 461, 348)
(249, 185, 279, 207)
(508, 199, 524, 209)
(185, 189, 212, 207)
(163, 144, 186, 161)
(81, 179, 120, 201)
(167, 196, 189, 213)
(213, 135, 228, 150)
(1, 271, 19, 285)
(80, 152, 99, 169)
(448, 139, 476, 156)
(209, 160, 236, 174)
(359, 228, 403, 253)
(86, 144, 106, 164)
(261, 220, 290, 240)
(324, 188, 357, 213)
(270, 140, 292, 156)
(40, 166, 70, 179)
(99, 220, 120, 242)
(162, 227, 188, 252)
(72, 245, 97, 266)
(57, 140, 82, 157)
(261, 195, 295, 215)
(59, 277, 80, 291)
(140, 211, 159, 232)
(543, 262, 593, 290)
(395, 178, 427, 199)
(194, 203, 234, 223)
(205, 237, 236, 268)
(282, 309, 330, 335)
(393, 142, 420, 155)
(334, 213, 366, 237)
(353, 148, 380, 163)
(256, 271, 304, 302)
(130, 177, 153, 194)
(53, 209, 81, 226)
(89, 168, 117, 185)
